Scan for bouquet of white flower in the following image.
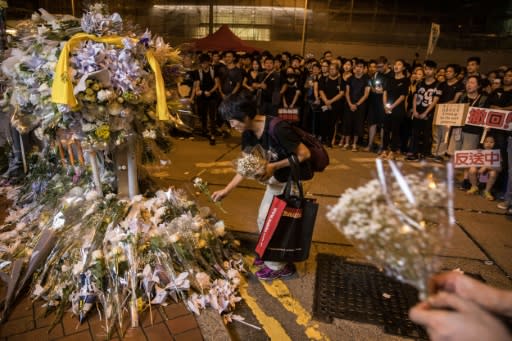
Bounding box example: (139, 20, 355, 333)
(327, 159, 455, 299)
(233, 144, 268, 179)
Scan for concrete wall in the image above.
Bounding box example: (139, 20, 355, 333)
(247, 40, 512, 73)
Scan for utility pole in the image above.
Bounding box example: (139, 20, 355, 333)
(300, 0, 309, 56)
(209, 0, 214, 35)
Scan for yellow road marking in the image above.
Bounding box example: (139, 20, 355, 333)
(245, 256, 330, 341)
(350, 157, 378, 163)
(325, 164, 350, 170)
(209, 168, 236, 174)
(238, 275, 291, 341)
(195, 161, 234, 168)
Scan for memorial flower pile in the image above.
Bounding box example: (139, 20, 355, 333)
(3, 4, 184, 156)
(327, 160, 455, 299)
(1, 10, 80, 136)
(0, 5, 246, 336)
(0, 162, 245, 335)
(52, 3, 182, 152)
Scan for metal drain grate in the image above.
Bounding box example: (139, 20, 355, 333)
(313, 253, 428, 339)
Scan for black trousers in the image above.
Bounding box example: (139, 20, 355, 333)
(410, 117, 433, 156)
(196, 96, 218, 134)
(382, 108, 405, 152)
(318, 105, 340, 146)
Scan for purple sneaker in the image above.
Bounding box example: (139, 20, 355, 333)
(255, 264, 296, 281)
(253, 256, 264, 267)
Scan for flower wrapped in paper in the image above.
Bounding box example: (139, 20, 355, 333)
(233, 144, 268, 179)
(327, 160, 455, 299)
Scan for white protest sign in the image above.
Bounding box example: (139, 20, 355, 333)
(454, 149, 501, 168)
(434, 103, 468, 126)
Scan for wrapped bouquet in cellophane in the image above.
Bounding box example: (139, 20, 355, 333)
(327, 159, 455, 299)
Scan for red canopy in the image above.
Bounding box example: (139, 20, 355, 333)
(191, 25, 261, 52)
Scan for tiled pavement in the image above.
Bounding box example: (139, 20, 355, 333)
(0, 295, 203, 341)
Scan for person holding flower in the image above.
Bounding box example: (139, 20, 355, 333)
(211, 91, 311, 280)
(409, 271, 512, 341)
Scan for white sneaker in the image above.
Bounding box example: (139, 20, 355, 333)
(497, 202, 509, 210)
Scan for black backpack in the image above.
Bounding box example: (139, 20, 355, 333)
(268, 117, 330, 173)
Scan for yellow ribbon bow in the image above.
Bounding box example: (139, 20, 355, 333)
(51, 32, 169, 120)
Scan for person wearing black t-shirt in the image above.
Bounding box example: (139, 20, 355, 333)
(218, 51, 243, 99)
(194, 54, 220, 145)
(433, 64, 464, 160)
(212, 92, 311, 281)
(258, 57, 281, 116)
(177, 54, 196, 103)
(366, 56, 394, 152)
(341, 59, 370, 151)
(302, 62, 322, 135)
(381, 60, 410, 160)
(407, 60, 441, 161)
(280, 66, 302, 118)
(242, 59, 261, 93)
(319, 63, 345, 147)
(489, 68, 512, 213)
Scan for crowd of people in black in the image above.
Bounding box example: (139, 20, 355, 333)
(177, 49, 512, 213)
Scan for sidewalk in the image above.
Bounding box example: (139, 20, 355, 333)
(1, 134, 511, 340)
(0, 297, 203, 341)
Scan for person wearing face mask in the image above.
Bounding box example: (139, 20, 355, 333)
(279, 67, 302, 123)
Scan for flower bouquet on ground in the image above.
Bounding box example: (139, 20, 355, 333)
(233, 144, 268, 180)
(327, 159, 455, 299)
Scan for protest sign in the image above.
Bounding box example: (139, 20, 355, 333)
(454, 149, 501, 168)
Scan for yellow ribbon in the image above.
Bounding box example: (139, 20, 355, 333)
(51, 32, 169, 120)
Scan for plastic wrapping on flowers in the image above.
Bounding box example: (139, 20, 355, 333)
(327, 159, 455, 299)
(0, 158, 245, 335)
(0, 4, 247, 336)
(2, 4, 186, 173)
(233, 145, 269, 179)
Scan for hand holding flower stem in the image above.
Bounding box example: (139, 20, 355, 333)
(192, 177, 227, 213)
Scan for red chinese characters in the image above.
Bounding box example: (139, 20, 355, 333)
(454, 150, 502, 168)
(465, 107, 512, 131)
(506, 112, 512, 130)
(484, 150, 501, 164)
(455, 152, 470, 167)
(486, 111, 505, 128)
(466, 108, 487, 126)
